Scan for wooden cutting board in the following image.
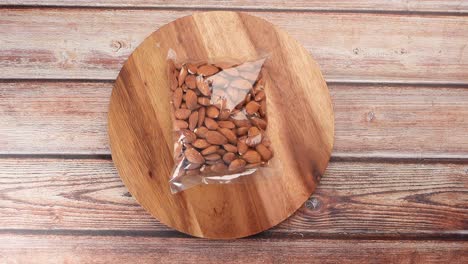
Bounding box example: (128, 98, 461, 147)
(108, 11, 334, 239)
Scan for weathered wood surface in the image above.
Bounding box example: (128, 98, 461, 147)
(2, 81, 467, 158)
(1, 234, 467, 264)
(1, 0, 467, 13)
(1, 158, 466, 238)
(1, 9, 468, 83)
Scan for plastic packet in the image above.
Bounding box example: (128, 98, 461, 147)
(167, 55, 275, 193)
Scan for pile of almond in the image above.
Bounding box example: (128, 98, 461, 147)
(169, 59, 273, 177)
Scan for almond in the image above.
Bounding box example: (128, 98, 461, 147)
(197, 106, 206, 127)
(184, 162, 202, 170)
(175, 120, 188, 130)
(210, 162, 228, 173)
(251, 117, 267, 130)
(236, 127, 249, 136)
(206, 105, 220, 118)
(180, 103, 187, 109)
(217, 148, 227, 156)
(187, 63, 198, 74)
(254, 90, 265, 101)
(170, 71, 178, 91)
(194, 126, 208, 138)
(245, 101, 260, 115)
(174, 108, 192, 120)
(245, 162, 262, 169)
(173, 88, 183, 109)
(204, 117, 219, 130)
(198, 96, 211, 106)
(237, 137, 248, 155)
(192, 139, 210, 149)
(218, 109, 231, 120)
(205, 153, 221, 161)
(242, 150, 262, 164)
(185, 75, 197, 89)
(248, 127, 261, 137)
(223, 152, 236, 164)
(218, 121, 235, 129)
(181, 130, 197, 143)
(201, 145, 219, 155)
(228, 159, 246, 171)
(185, 148, 205, 164)
(197, 64, 219, 76)
(259, 99, 266, 117)
(223, 144, 237, 153)
(218, 128, 237, 144)
(188, 111, 198, 131)
(185, 90, 198, 110)
(205, 131, 228, 145)
(256, 143, 273, 161)
(178, 65, 188, 86)
(231, 79, 252, 90)
(233, 118, 251, 128)
(196, 75, 211, 96)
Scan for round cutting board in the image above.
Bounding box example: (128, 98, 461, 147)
(108, 11, 334, 239)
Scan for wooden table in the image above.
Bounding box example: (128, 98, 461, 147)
(1, 1, 467, 263)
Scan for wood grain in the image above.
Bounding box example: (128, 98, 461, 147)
(2, 0, 467, 13)
(2, 81, 467, 158)
(1, 158, 466, 237)
(1, 9, 468, 83)
(1, 234, 467, 263)
(108, 11, 333, 239)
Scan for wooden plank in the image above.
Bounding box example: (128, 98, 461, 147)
(1, 158, 466, 237)
(1, 9, 468, 83)
(2, 81, 468, 158)
(1, 235, 467, 264)
(1, 0, 467, 13)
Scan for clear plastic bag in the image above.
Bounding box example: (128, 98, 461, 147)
(167, 55, 275, 193)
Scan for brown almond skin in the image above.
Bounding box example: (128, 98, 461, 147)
(170, 70, 178, 91)
(210, 162, 228, 173)
(174, 108, 192, 120)
(197, 107, 206, 128)
(237, 138, 248, 155)
(254, 91, 265, 101)
(197, 64, 220, 76)
(195, 127, 208, 138)
(185, 90, 198, 110)
(218, 109, 231, 120)
(236, 127, 249, 136)
(256, 143, 273, 161)
(185, 148, 205, 164)
(205, 153, 221, 161)
(205, 131, 228, 145)
(187, 63, 198, 74)
(188, 111, 198, 131)
(243, 150, 262, 163)
(173, 88, 183, 109)
(206, 105, 220, 118)
(175, 120, 188, 130)
(204, 118, 219, 130)
(218, 128, 237, 144)
(259, 99, 266, 117)
(233, 118, 251, 128)
(198, 97, 211, 106)
(245, 162, 262, 169)
(245, 101, 260, 115)
(223, 144, 237, 153)
(196, 75, 211, 96)
(185, 75, 197, 89)
(228, 159, 246, 171)
(218, 121, 235, 129)
(178, 66, 188, 86)
(181, 130, 197, 143)
(248, 127, 261, 137)
(251, 117, 267, 130)
(201, 145, 219, 155)
(217, 148, 227, 156)
(192, 139, 210, 149)
(180, 103, 187, 109)
(223, 152, 236, 164)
